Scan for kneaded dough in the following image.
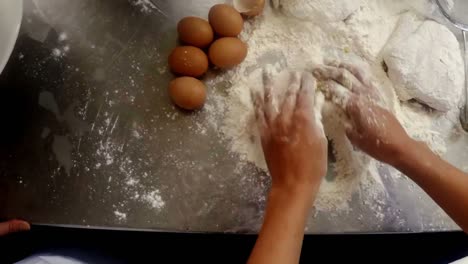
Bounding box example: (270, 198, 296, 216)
(383, 13, 464, 112)
(280, 0, 361, 23)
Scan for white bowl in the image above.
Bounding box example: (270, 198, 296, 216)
(0, 0, 23, 74)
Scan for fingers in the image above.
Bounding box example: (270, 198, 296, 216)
(301, 72, 317, 104)
(0, 220, 30, 236)
(280, 72, 300, 122)
(262, 71, 276, 123)
(319, 60, 383, 102)
(251, 89, 267, 131)
(314, 61, 374, 98)
(296, 72, 316, 111)
(257, 71, 318, 127)
(313, 65, 366, 94)
(325, 60, 370, 86)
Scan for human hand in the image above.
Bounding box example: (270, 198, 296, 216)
(313, 61, 412, 166)
(253, 71, 328, 193)
(0, 219, 30, 236)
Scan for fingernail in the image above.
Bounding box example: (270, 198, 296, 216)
(10, 220, 30, 233)
(19, 221, 31, 231)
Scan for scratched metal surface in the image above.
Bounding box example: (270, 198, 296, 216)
(0, 0, 464, 233)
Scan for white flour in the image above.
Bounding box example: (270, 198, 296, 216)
(114, 210, 127, 222)
(141, 190, 165, 209)
(383, 14, 464, 111)
(280, 0, 361, 22)
(131, 0, 158, 13)
(221, 0, 463, 211)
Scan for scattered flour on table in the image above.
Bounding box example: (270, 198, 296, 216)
(141, 190, 165, 209)
(86, 104, 167, 220)
(130, 0, 158, 13)
(114, 210, 127, 222)
(220, 0, 463, 212)
(51, 32, 71, 59)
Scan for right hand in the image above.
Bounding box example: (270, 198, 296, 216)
(313, 61, 413, 166)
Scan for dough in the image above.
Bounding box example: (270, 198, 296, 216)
(280, 0, 361, 22)
(383, 13, 464, 112)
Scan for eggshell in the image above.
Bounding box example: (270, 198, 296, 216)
(168, 46, 209, 77)
(169, 77, 207, 110)
(209, 37, 248, 68)
(208, 4, 244, 37)
(177, 17, 214, 48)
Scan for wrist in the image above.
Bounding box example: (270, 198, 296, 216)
(269, 183, 317, 208)
(391, 138, 431, 171)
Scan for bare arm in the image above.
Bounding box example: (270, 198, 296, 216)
(248, 72, 327, 264)
(393, 140, 468, 232)
(248, 186, 316, 264)
(314, 61, 468, 233)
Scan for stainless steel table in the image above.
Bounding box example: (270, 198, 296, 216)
(0, 0, 465, 233)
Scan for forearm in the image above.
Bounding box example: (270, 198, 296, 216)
(392, 140, 468, 232)
(248, 184, 317, 264)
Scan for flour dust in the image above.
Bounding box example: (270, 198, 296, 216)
(219, 0, 464, 213)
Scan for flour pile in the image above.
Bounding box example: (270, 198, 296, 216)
(280, 0, 361, 22)
(220, 0, 464, 211)
(383, 13, 464, 111)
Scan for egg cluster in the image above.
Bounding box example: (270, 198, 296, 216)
(167, 2, 264, 111)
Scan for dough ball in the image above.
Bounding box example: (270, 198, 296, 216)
(383, 18, 464, 112)
(169, 77, 207, 110)
(177, 17, 214, 48)
(281, 0, 361, 22)
(209, 4, 244, 37)
(168, 46, 209, 77)
(209, 37, 248, 68)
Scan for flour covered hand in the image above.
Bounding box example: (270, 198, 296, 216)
(312, 61, 468, 236)
(313, 61, 411, 166)
(248, 71, 328, 264)
(252, 71, 327, 191)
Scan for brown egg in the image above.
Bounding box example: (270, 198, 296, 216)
(209, 4, 244, 37)
(169, 77, 207, 110)
(209, 37, 248, 68)
(168, 46, 209, 77)
(177, 17, 214, 48)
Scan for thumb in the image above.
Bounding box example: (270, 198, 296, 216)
(0, 220, 30, 236)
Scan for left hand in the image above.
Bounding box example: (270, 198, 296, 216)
(0, 220, 30, 236)
(253, 71, 328, 193)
